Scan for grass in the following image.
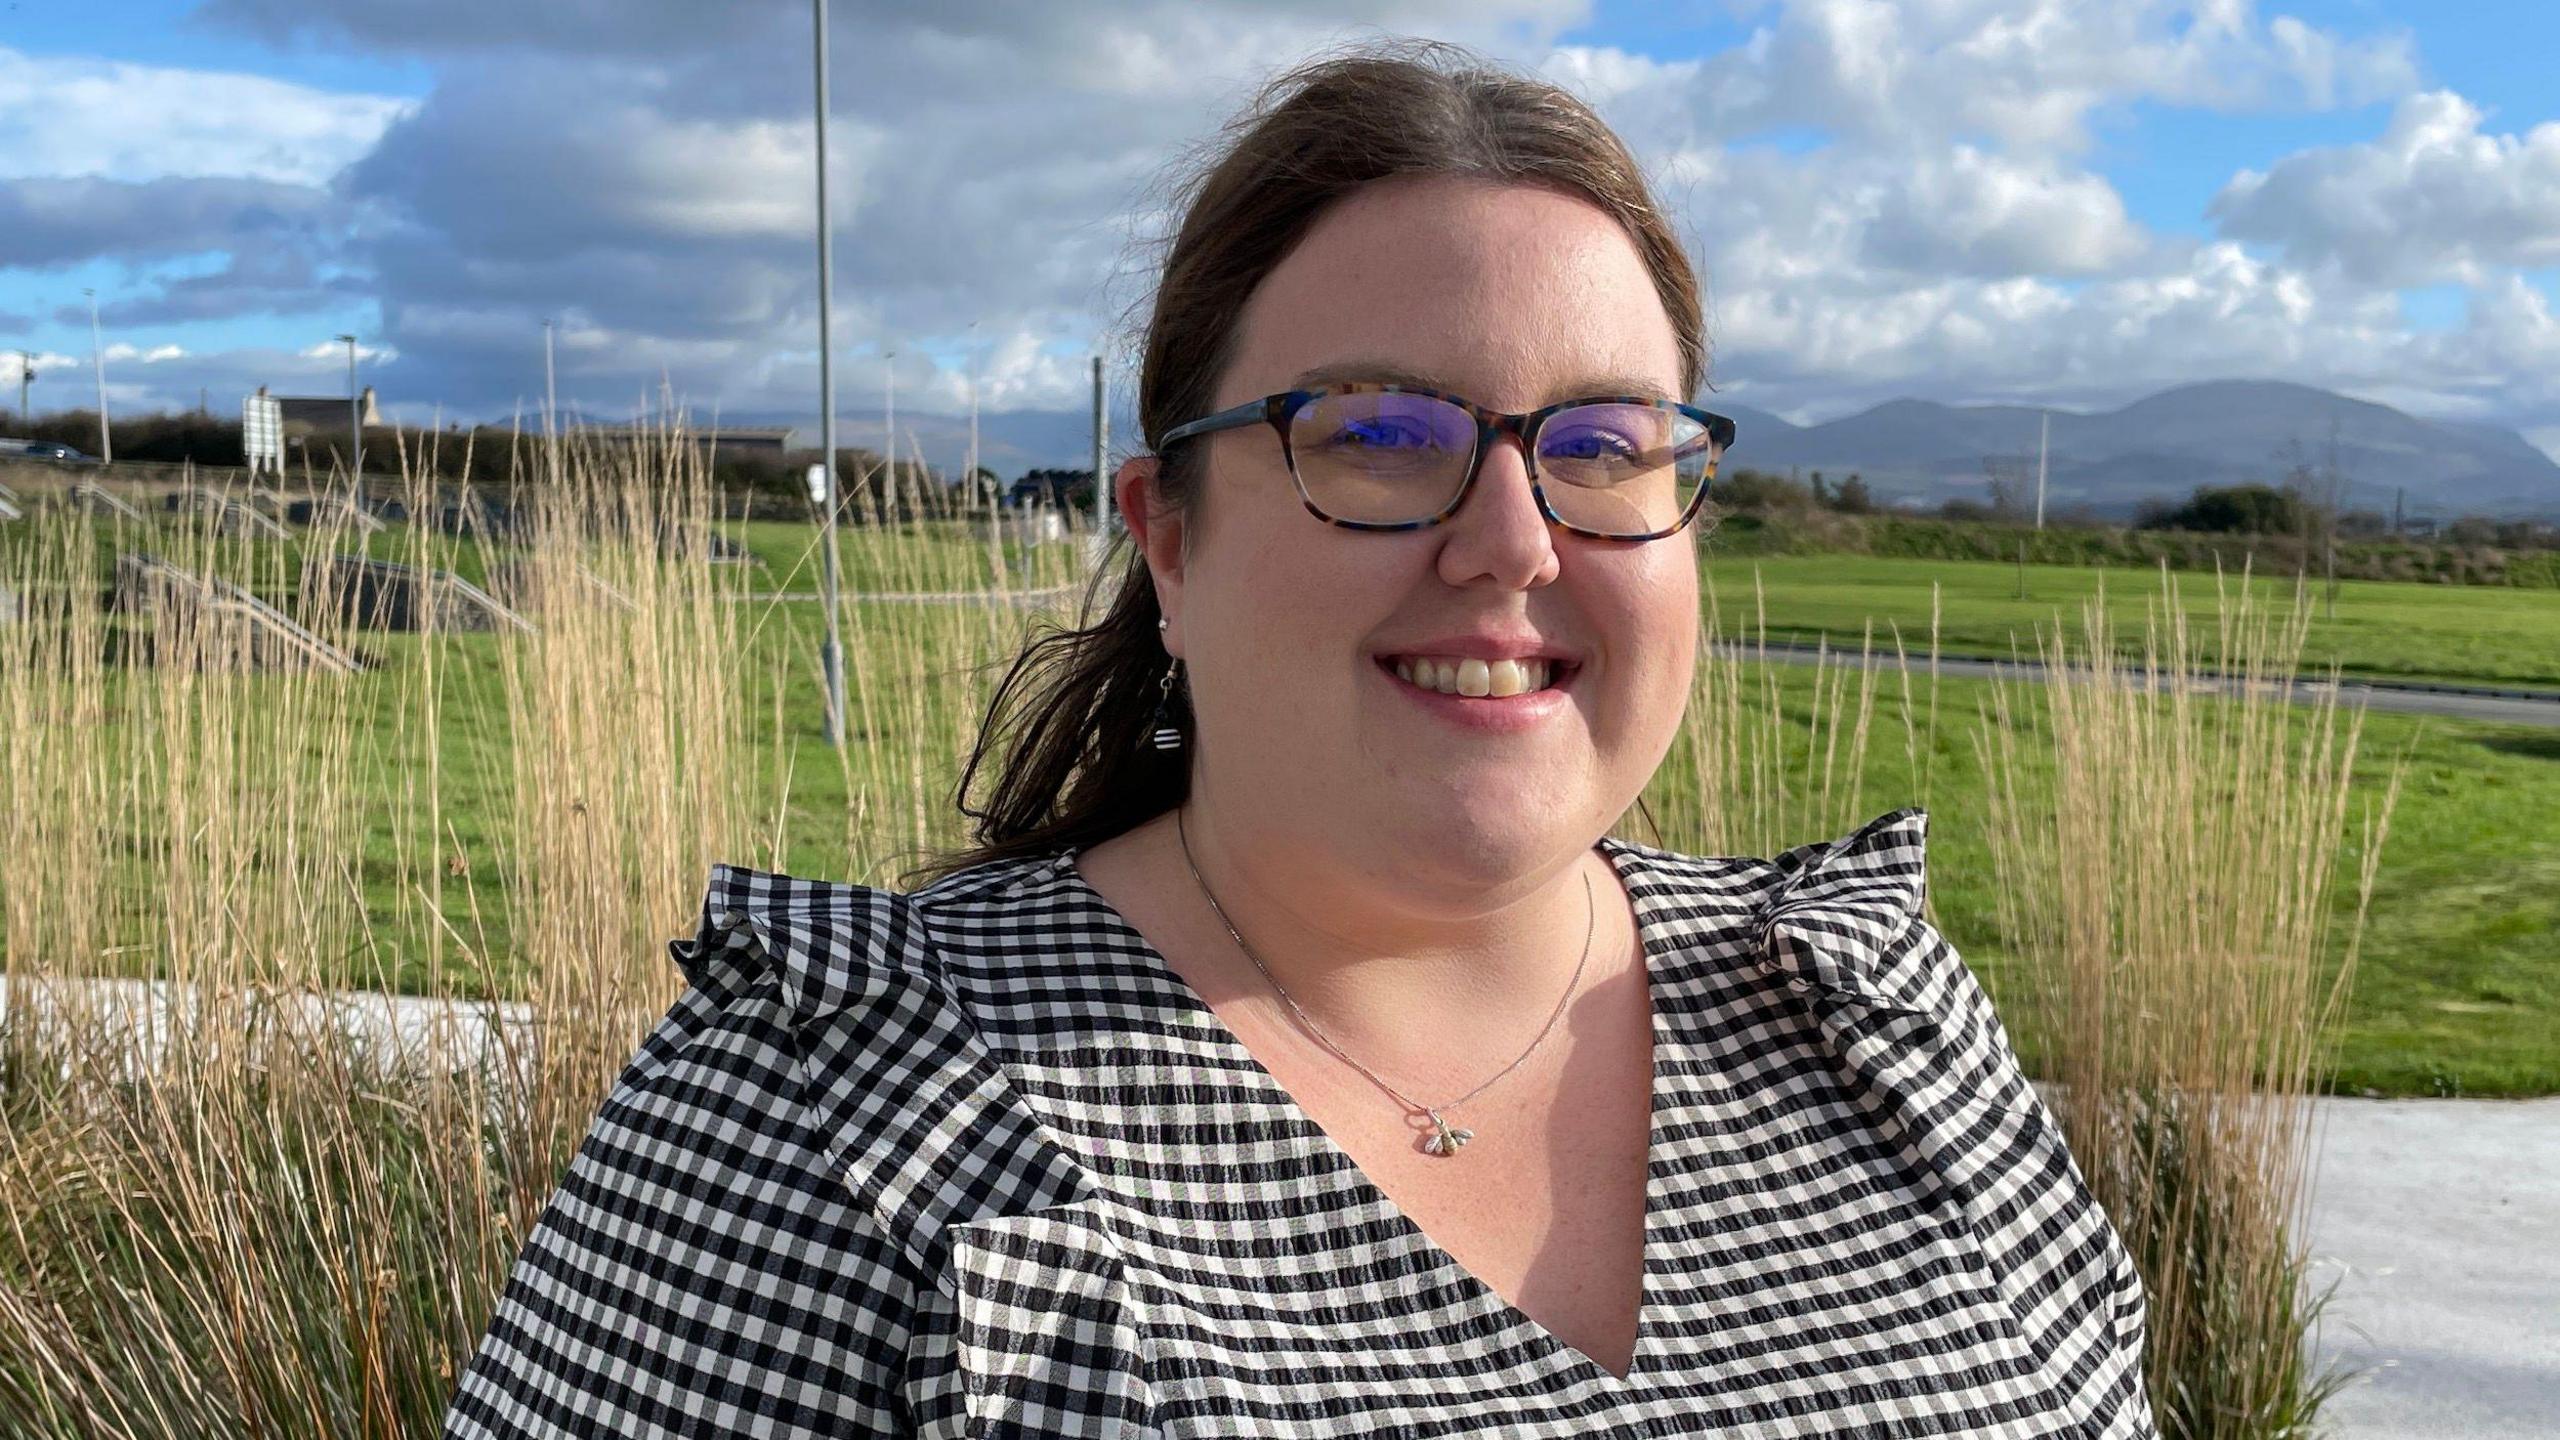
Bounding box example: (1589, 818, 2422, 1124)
(0, 443, 2408, 1436)
(1700, 551, 2560, 693)
(7, 508, 2551, 1094)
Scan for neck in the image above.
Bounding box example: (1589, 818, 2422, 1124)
(1158, 798, 1630, 1070)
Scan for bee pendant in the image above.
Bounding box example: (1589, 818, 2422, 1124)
(1422, 1109, 1474, 1157)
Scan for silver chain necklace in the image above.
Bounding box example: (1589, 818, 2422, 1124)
(1174, 806, 1596, 1159)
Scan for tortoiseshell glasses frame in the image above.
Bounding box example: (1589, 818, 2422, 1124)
(1158, 381, 1738, 542)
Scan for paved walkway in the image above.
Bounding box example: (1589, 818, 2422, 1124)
(1, 976, 2549, 1432)
(730, 584, 1077, 606)
(2303, 1097, 2560, 1438)
(1718, 640, 2560, 730)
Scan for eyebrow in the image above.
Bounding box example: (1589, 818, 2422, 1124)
(1286, 361, 1678, 406)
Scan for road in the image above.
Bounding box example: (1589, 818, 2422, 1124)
(1721, 639, 2560, 730)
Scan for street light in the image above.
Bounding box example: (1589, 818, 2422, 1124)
(83, 289, 110, 464)
(811, 0, 847, 747)
(336, 334, 361, 486)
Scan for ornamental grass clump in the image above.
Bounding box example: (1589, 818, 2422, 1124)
(0, 433, 760, 1436)
(1977, 560, 2401, 1439)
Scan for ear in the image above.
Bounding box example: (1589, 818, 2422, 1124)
(1115, 454, 1186, 644)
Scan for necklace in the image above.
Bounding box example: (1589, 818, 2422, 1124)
(1174, 806, 1596, 1159)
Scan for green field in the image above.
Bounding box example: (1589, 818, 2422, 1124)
(1700, 551, 2560, 693)
(6, 513, 2555, 1096)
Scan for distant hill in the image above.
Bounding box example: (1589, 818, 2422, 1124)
(552, 380, 2559, 521)
(1714, 380, 2560, 522)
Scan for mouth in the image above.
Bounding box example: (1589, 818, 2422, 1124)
(1374, 654, 1580, 699)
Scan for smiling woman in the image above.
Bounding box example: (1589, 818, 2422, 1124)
(442, 38, 2158, 1440)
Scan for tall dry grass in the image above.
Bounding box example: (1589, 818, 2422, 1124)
(0, 432, 769, 1435)
(0, 463, 2390, 1436)
(1976, 561, 2401, 1438)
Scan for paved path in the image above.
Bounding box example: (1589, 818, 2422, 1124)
(711, 593, 2560, 729)
(2302, 1097, 2560, 1438)
(2, 975, 2550, 1432)
(730, 585, 1076, 606)
(1718, 640, 2560, 730)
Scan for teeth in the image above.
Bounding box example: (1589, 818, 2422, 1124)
(1390, 655, 1554, 697)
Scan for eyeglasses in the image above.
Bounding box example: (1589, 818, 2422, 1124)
(1158, 382, 1736, 542)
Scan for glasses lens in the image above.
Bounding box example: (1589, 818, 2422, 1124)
(1287, 390, 1476, 524)
(1535, 403, 1719, 537)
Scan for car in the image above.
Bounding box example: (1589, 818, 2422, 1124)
(13, 441, 95, 463)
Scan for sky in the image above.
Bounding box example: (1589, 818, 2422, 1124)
(3, 0, 2557, 464)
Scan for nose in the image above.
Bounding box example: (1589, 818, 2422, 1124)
(1433, 430, 1560, 590)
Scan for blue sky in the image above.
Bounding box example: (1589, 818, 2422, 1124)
(3, 1, 2556, 461)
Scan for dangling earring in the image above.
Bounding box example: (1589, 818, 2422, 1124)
(1145, 646, 1185, 752)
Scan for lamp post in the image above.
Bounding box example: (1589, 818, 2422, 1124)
(811, 0, 846, 747)
(83, 289, 111, 464)
(15, 352, 30, 431)
(336, 333, 361, 485)
(1090, 354, 1108, 557)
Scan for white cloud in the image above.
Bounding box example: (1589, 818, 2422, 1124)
(19, 0, 2551, 459)
(1559, 0, 2419, 159)
(102, 343, 188, 364)
(0, 46, 410, 185)
(1861, 144, 2149, 276)
(2210, 89, 2560, 285)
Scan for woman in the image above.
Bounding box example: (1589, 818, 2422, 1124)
(443, 43, 2155, 1439)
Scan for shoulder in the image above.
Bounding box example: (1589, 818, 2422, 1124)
(667, 852, 1099, 1277)
(1632, 808, 2152, 1425)
(1604, 805, 1944, 1017)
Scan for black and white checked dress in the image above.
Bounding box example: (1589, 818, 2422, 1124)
(442, 806, 2157, 1437)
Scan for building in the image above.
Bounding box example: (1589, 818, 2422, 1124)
(275, 386, 382, 440)
(1007, 467, 1092, 510)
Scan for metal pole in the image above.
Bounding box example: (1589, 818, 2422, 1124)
(2033, 410, 2047, 532)
(966, 320, 980, 509)
(542, 319, 558, 433)
(16, 352, 28, 429)
(84, 289, 110, 464)
(883, 349, 895, 523)
(812, 0, 846, 748)
(1090, 354, 1107, 551)
(337, 333, 361, 486)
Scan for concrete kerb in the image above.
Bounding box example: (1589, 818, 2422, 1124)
(0, 973, 541, 1119)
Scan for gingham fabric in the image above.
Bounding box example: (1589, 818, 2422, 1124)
(442, 806, 2156, 1438)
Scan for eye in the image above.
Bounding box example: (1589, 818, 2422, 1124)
(1325, 415, 1438, 450)
(1541, 424, 1644, 464)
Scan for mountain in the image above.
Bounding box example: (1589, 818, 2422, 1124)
(1717, 380, 2560, 522)
(537, 380, 2559, 521)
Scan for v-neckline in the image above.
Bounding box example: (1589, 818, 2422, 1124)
(1048, 836, 1673, 1394)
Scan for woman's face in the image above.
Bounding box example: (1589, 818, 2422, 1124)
(1144, 172, 1699, 892)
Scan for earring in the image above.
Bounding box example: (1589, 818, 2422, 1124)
(1145, 657, 1185, 752)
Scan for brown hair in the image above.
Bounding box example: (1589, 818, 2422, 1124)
(902, 39, 1707, 889)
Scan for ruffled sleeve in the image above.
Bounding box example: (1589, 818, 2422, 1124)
(444, 863, 1159, 1440)
(1750, 808, 2157, 1437)
(442, 866, 927, 1438)
(711, 864, 1161, 1437)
